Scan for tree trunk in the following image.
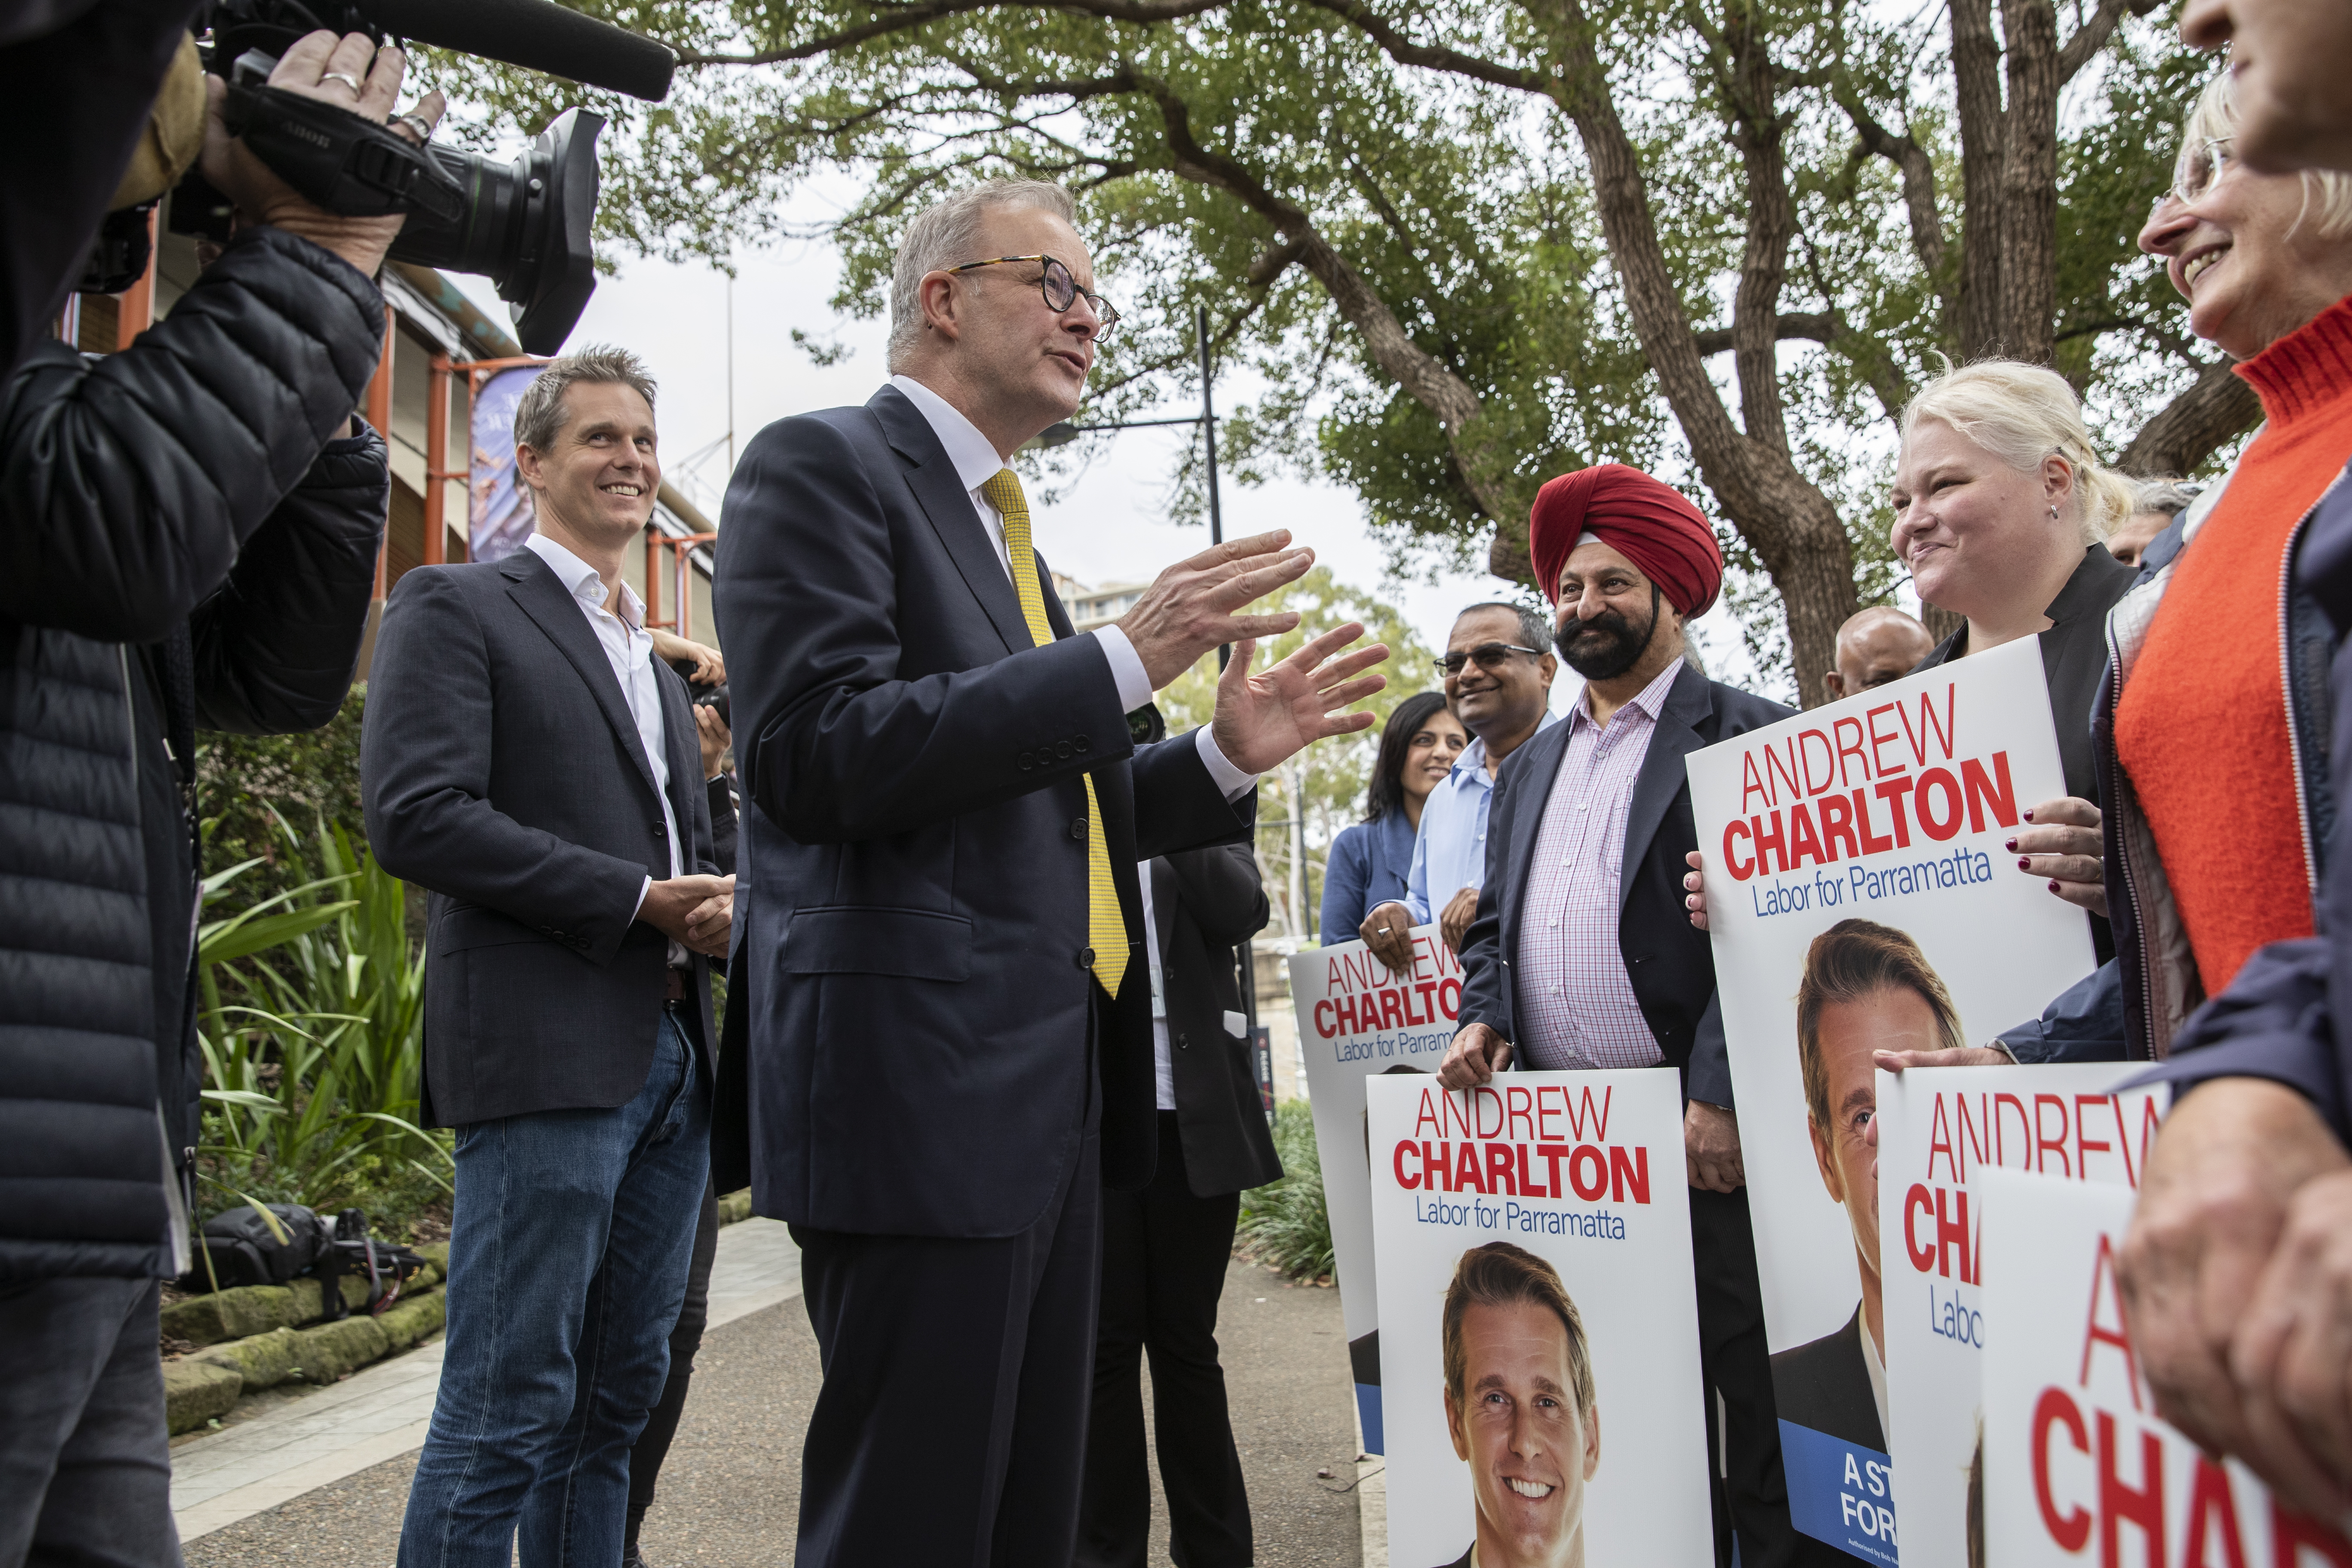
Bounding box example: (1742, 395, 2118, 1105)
(1950, 0, 2008, 358)
(1998, 0, 2060, 364)
(2118, 358, 2263, 475)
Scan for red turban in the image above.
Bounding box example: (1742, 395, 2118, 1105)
(1527, 463, 1724, 619)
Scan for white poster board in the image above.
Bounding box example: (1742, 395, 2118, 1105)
(1877, 1068, 2167, 1568)
(1368, 1070, 1712, 1568)
(1685, 637, 2098, 1561)
(1978, 1169, 2352, 1566)
(1289, 928, 1465, 1454)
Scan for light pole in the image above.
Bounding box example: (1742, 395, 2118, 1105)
(1033, 304, 1271, 1117)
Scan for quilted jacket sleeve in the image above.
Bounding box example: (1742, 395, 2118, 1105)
(0, 224, 385, 643)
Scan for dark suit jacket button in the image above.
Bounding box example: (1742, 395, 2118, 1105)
(1077, 947, 1094, 968)
(1019, 751, 1034, 770)
(1075, 735, 1090, 753)
(1070, 818, 1086, 840)
(1056, 739, 1074, 760)
(1178, 1033, 1189, 1050)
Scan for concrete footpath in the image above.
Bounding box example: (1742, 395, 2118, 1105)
(177, 1217, 1373, 1566)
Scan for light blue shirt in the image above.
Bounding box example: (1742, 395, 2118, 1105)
(1403, 712, 1563, 923)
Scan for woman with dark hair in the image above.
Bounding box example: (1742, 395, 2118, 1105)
(1320, 692, 1466, 942)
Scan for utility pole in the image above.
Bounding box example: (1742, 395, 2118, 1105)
(726, 273, 736, 475)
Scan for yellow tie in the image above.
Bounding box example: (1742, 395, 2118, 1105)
(980, 468, 1128, 999)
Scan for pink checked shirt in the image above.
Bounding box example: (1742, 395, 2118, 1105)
(1513, 661, 1685, 1071)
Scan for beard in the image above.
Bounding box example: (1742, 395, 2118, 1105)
(1555, 586, 1659, 679)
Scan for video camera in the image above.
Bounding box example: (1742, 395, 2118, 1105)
(160, 0, 675, 353)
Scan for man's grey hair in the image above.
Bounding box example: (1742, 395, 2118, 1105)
(1458, 601, 1553, 655)
(514, 346, 658, 455)
(2130, 476, 2205, 519)
(888, 180, 1080, 374)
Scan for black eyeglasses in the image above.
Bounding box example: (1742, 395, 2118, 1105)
(943, 254, 1121, 343)
(1435, 642, 1545, 677)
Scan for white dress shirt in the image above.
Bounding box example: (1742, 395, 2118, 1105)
(888, 374, 1256, 800)
(522, 533, 687, 964)
(1403, 711, 1563, 923)
(1138, 864, 1175, 1110)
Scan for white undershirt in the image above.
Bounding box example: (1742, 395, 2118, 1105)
(523, 533, 686, 965)
(888, 374, 1255, 801)
(1138, 864, 1174, 1110)
(1860, 1310, 1889, 1448)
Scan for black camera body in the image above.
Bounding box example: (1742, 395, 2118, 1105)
(164, 0, 614, 354)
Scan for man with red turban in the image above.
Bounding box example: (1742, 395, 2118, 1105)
(1437, 465, 1834, 1565)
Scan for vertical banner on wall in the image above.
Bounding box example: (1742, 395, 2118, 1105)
(1685, 637, 2098, 1562)
(468, 364, 546, 565)
(1367, 1069, 1712, 1568)
(1289, 929, 1465, 1455)
(1978, 1168, 2352, 1566)
(1877, 1068, 2166, 1568)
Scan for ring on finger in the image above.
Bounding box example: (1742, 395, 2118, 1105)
(321, 70, 366, 93)
(394, 113, 433, 140)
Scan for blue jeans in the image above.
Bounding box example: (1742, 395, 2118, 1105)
(399, 1011, 709, 1568)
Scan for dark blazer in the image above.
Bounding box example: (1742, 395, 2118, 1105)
(1769, 1306, 1885, 1452)
(713, 385, 1254, 1240)
(362, 549, 720, 1128)
(1319, 809, 1417, 942)
(1152, 847, 1282, 1197)
(1455, 664, 1793, 1108)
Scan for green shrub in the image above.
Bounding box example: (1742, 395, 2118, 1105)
(198, 686, 367, 916)
(1235, 1100, 1333, 1282)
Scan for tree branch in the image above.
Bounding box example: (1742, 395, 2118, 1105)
(679, 0, 1231, 67)
(1690, 312, 1843, 356)
(1289, 0, 1551, 93)
(2057, 0, 2166, 85)
(2117, 358, 2262, 476)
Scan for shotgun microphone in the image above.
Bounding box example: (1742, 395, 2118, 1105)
(363, 0, 675, 101)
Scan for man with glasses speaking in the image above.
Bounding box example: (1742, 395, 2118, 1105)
(714, 179, 1388, 1568)
(1360, 603, 1560, 969)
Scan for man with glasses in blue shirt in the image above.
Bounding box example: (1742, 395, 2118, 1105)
(1361, 603, 1559, 972)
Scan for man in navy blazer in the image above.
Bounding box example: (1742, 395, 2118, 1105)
(365, 350, 734, 1568)
(712, 179, 1387, 1566)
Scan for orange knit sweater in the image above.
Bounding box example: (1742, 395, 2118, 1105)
(2114, 294, 2352, 993)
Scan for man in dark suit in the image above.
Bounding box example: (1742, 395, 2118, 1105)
(1077, 837, 1278, 1568)
(713, 178, 1387, 1567)
(363, 349, 734, 1568)
(1438, 465, 1825, 1567)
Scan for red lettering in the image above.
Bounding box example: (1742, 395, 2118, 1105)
(1453, 1142, 1487, 1194)
(2270, 1501, 2352, 1566)
(2182, 1456, 2247, 1568)
(1832, 715, 1871, 788)
(1866, 702, 1908, 776)
(1904, 1185, 1938, 1272)
(1568, 1145, 1609, 1202)
(2081, 1234, 2143, 1410)
(1798, 728, 1837, 796)
(1517, 1142, 1540, 1197)
(1853, 788, 1895, 854)
(1473, 1088, 1505, 1139)
(2077, 1093, 2115, 1181)
(1740, 749, 1773, 816)
(1535, 1087, 1563, 1142)
(1313, 1000, 1336, 1038)
(1788, 802, 1827, 867)
(2097, 1410, 2165, 1568)
(1423, 1140, 1452, 1193)
(2038, 1094, 2074, 1176)
(1438, 978, 1462, 1018)
(1609, 1145, 1650, 1205)
(1724, 819, 1756, 881)
(1416, 981, 1442, 1023)
(1817, 792, 1859, 861)
(1937, 1186, 1972, 1283)
(1504, 1086, 1534, 1140)
(1963, 750, 2019, 833)
(1928, 1094, 1961, 1183)
(1538, 1142, 1571, 1196)
(1378, 988, 1404, 1030)
(1753, 811, 1788, 874)
(1393, 1139, 1422, 1189)
(1485, 1142, 1517, 1196)
(1873, 778, 1915, 848)
(2035, 1386, 2093, 1552)
(1916, 768, 1965, 841)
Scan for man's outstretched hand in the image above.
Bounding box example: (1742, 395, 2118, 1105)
(1118, 530, 1319, 689)
(1209, 624, 1388, 777)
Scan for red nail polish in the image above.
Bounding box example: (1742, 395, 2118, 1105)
(2023, 808, 2035, 821)
(2049, 880, 2061, 893)
(2018, 857, 2031, 870)
(2005, 838, 2018, 851)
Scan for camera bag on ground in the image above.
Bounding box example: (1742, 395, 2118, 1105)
(318, 1208, 429, 1318)
(190, 1202, 332, 1290)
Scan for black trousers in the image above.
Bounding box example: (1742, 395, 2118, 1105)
(1692, 1185, 1852, 1568)
(624, 1178, 720, 1546)
(1076, 1111, 1250, 1568)
(791, 1107, 1103, 1568)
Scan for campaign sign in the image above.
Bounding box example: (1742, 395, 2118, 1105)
(1978, 1169, 2352, 1566)
(1366, 1069, 1710, 1568)
(1686, 636, 2098, 1562)
(1878, 1069, 2167, 1568)
(1289, 929, 1465, 1455)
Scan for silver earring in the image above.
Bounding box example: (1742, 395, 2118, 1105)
(2049, 504, 2060, 518)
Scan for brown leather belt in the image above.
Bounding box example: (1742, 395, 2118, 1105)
(663, 966, 691, 1003)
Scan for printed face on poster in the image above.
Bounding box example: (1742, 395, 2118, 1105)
(1684, 636, 2098, 1562)
(1367, 1070, 1713, 1568)
(1978, 1169, 2352, 1567)
(1289, 929, 1465, 1455)
(1877, 1067, 2166, 1568)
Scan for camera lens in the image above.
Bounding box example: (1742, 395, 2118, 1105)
(386, 108, 602, 355)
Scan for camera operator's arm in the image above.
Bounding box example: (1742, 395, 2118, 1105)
(0, 31, 438, 645)
(188, 421, 388, 734)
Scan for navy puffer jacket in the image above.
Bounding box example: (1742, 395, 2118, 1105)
(0, 225, 388, 1280)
